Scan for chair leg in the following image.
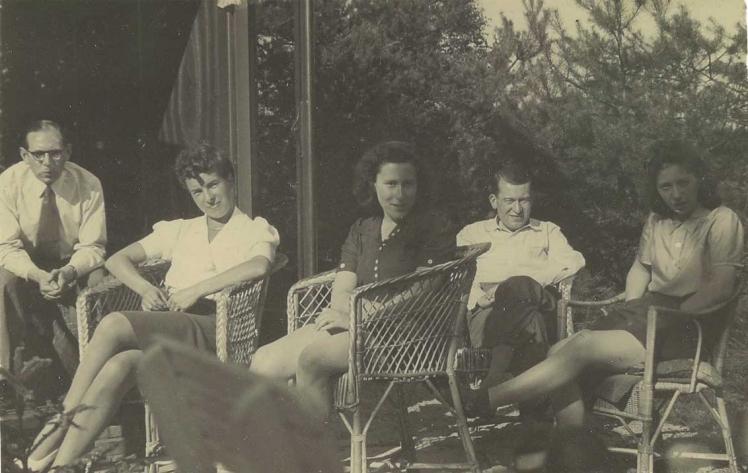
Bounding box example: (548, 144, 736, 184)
(636, 422, 654, 473)
(716, 395, 739, 473)
(394, 385, 416, 462)
(447, 372, 481, 473)
(350, 407, 365, 473)
(144, 403, 159, 473)
(637, 385, 655, 473)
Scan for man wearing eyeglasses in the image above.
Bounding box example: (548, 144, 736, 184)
(0, 120, 106, 401)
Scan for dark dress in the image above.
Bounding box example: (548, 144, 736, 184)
(337, 209, 456, 284)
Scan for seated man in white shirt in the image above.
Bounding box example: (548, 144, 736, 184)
(0, 120, 107, 398)
(457, 161, 585, 417)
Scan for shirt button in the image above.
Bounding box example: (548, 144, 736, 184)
(339, 263, 346, 269)
(427, 259, 433, 265)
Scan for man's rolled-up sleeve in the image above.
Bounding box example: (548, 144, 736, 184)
(0, 186, 35, 279)
(68, 179, 107, 277)
(547, 223, 585, 285)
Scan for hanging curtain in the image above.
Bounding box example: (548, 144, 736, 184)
(159, 0, 231, 151)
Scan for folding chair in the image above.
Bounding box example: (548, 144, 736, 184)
(137, 338, 340, 473)
(565, 287, 742, 473)
(75, 254, 288, 471)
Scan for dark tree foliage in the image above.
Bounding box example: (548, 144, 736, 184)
(488, 0, 748, 284)
(253, 0, 746, 289)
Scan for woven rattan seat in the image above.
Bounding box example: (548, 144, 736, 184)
(76, 254, 287, 472)
(566, 287, 741, 473)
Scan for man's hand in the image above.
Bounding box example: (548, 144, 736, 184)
(48, 266, 78, 296)
(139, 285, 170, 311)
(38, 272, 62, 300)
(314, 307, 349, 332)
(167, 287, 202, 313)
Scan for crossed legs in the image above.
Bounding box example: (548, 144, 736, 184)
(29, 312, 142, 467)
(485, 329, 647, 426)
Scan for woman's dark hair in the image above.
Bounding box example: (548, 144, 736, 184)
(174, 142, 235, 188)
(646, 139, 720, 217)
(352, 141, 429, 215)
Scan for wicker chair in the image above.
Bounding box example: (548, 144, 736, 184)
(75, 253, 287, 471)
(288, 244, 493, 473)
(564, 287, 742, 473)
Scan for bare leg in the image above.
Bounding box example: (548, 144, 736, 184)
(52, 350, 142, 466)
(295, 331, 350, 420)
(250, 325, 333, 380)
(552, 383, 586, 427)
(28, 312, 138, 461)
(487, 330, 645, 410)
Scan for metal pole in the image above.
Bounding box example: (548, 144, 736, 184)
(0, 0, 4, 166)
(226, 0, 257, 215)
(294, 0, 316, 278)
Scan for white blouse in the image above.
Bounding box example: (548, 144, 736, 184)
(137, 208, 280, 293)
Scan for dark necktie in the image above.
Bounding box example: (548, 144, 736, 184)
(35, 186, 62, 261)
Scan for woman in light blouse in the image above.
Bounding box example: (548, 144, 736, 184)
(250, 141, 455, 420)
(463, 139, 744, 427)
(27, 143, 280, 469)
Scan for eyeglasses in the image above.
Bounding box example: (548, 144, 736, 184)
(25, 149, 65, 162)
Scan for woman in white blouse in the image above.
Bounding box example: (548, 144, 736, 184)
(27, 143, 280, 469)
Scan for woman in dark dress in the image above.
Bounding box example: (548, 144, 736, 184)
(26, 144, 280, 469)
(251, 141, 455, 419)
(465, 139, 744, 426)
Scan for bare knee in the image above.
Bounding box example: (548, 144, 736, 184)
(297, 343, 341, 380)
(250, 345, 277, 376)
(89, 312, 135, 350)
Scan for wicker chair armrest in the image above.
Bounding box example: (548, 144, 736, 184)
(556, 275, 575, 294)
(289, 269, 337, 292)
(75, 260, 170, 355)
(76, 277, 142, 355)
(286, 270, 337, 332)
(215, 254, 288, 366)
(567, 292, 625, 307)
(644, 290, 740, 318)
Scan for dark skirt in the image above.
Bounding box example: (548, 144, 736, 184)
(586, 292, 701, 361)
(121, 300, 217, 353)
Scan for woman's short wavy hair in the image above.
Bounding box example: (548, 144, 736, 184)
(646, 139, 720, 217)
(174, 142, 235, 188)
(352, 141, 430, 215)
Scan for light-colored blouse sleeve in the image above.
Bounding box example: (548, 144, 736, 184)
(137, 219, 185, 261)
(637, 213, 655, 266)
(708, 207, 744, 268)
(243, 216, 280, 262)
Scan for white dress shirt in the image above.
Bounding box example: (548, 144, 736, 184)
(457, 217, 585, 308)
(0, 161, 107, 279)
(137, 208, 280, 294)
